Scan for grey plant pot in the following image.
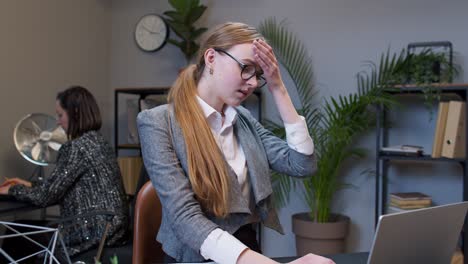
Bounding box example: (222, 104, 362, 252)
(292, 212, 350, 256)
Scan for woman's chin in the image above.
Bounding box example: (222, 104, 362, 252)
(229, 99, 243, 107)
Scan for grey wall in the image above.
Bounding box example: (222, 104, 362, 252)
(110, 0, 468, 257)
(0, 1, 111, 187)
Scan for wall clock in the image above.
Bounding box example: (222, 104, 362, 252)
(134, 14, 169, 52)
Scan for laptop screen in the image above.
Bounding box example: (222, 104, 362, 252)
(367, 202, 468, 264)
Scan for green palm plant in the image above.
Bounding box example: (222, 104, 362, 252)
(259, 17, 406, 222)
(163, 0, 207, 64)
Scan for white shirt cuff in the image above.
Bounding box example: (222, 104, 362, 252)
(284, 116, 314, 155)
(200, 228, 248, 264)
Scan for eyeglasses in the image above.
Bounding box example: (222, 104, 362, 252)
(214, 48, 267, 89)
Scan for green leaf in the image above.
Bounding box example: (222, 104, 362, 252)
(166, 38, 183, 49)
(110, 254, 119, 264)
(169, 0, 188, 12)
(190, 27, 208, 40)
(166, 21, 190, 40)
(163, 11, 184, 22)
(188, 6, 207, 24)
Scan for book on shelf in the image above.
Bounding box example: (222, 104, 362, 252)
(386, 205, 415, 214)
(390, 198, 432, 207)
(442, 101, 466, 159)
(387, 203, 431, 214)
(431, 101, 449, 158)
(389, 202, 431, 209)
(380, 145, 423, 156)
(390, 192, 431, 201)
(385, 204, 430, 214)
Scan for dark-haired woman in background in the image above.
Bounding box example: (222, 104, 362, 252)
(0, 86, 128, 260)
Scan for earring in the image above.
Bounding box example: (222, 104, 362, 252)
(209, 68, 214, 75)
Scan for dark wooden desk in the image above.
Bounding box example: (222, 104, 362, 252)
(0, 198, 43, 218)
(273, 252, 369, 264)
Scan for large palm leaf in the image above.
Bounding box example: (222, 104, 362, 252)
(259, 18, 318, 208)
(259, 17, 407, 222)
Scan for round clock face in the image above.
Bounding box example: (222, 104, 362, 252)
(134, 14, 169, 52)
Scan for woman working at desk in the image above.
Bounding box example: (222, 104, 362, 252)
(0, 86, 128, 260)
(137, 22, 334, 264)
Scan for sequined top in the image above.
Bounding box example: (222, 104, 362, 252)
(10, 131, 129, 256)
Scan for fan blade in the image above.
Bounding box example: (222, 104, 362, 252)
(30, 120, 43, 135)
(31, 142, 42, 160)
(19, 127, 40, 140)
(50, 126, 67, 144)
(47, 141, 62, 151)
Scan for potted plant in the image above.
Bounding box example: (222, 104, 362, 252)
(258, 18, 404, 255)
(163, 0, 208, 64)
(389, 44, 459, 119)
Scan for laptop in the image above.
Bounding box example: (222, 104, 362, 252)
(365, 201, 468, 264)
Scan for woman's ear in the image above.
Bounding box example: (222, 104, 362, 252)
(204, 48, 216, 68)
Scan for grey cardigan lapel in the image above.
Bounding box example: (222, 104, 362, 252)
(235, 111, 273, 204)
(168, 108, 251, 214)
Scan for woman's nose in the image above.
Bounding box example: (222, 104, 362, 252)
(246, 76, 258, 88)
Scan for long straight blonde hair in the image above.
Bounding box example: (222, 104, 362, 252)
(168, 22, 262, 217)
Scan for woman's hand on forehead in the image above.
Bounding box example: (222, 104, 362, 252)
(253, 39, 283, 91)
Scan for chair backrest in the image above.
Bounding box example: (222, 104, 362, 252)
(132, 181, 164, 264)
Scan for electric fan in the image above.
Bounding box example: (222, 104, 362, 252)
(13, 113, 67, 167)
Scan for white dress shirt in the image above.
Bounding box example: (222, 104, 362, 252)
(196, 96, 314, 264)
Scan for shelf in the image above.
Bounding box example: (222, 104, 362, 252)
(385, 83, 468, 97)
(379, 153, 466, 163)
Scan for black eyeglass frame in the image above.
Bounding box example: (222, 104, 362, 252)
(214, 48, 267, 88)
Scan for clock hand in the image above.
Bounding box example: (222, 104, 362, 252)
(141, 24, 160, 34)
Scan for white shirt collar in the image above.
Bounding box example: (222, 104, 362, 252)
(196, 96, 237, 131)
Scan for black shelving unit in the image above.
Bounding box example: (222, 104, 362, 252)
(375, 83, 468, 263)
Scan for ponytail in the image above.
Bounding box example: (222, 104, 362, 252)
(168, 65, 231, 218)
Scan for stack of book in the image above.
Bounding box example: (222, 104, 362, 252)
(380, 145, 424, 156)
(387, 192, 432, 213)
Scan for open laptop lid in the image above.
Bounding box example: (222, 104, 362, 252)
(368, 202, 468, 264)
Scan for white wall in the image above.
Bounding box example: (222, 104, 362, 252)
(109, 0, 468, 257)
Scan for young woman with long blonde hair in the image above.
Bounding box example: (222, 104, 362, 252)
(138, 22, 333, 264)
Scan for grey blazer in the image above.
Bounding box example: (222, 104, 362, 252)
(137, 104, 317, 262)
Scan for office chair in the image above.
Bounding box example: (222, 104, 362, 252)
(51, 211, 132, 264)
(132, 180, 164, 264)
